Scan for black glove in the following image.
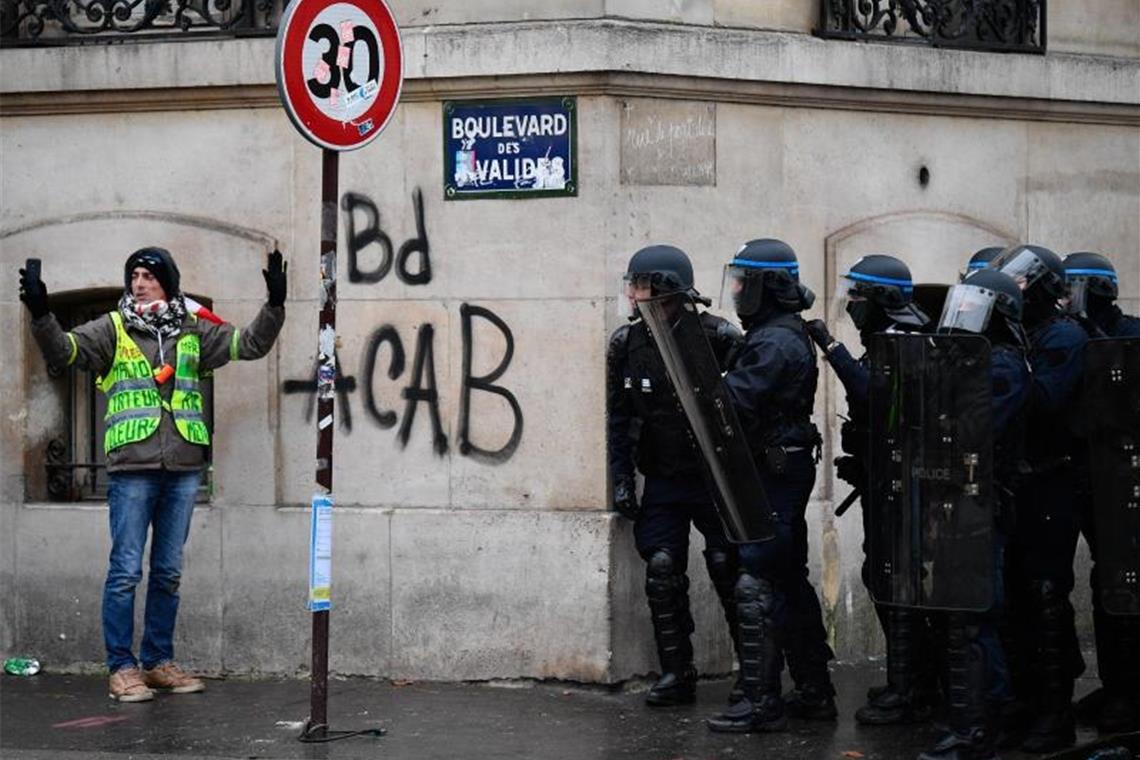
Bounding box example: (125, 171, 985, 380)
(835, 455, 866, 489)
(805, 319, 833, 351)
(263, 249, 288, 307)
(18, 267, 49, 319)
(612, 475, 641, 521)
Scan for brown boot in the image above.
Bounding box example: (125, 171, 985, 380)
(109, 667, 155, 702)
(142, 662, 205, 694)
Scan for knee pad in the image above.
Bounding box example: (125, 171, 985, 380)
(735, 572, 776, 615)
(647, 548, 676, 581)
(646, 549, 689, 600)
(1029, 579, 1069, 620)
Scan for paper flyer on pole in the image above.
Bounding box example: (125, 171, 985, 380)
(308, 494, 333, 611)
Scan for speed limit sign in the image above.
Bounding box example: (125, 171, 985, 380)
(275, 0, 403, 151)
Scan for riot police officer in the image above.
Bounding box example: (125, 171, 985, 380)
(914, 267, 1029, 760)
(804, 254, 937, 725)
(705, 239, 834, 733)
(607, 244, 744, 706)
(991, 244, 1088, 753)
(1064, 252, 1140, 735)
(1063, 252, 1140, 339)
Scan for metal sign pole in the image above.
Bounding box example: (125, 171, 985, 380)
(308, 147, 338, 740)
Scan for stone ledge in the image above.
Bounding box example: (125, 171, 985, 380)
(1, 19, 1137, 107)
(3, 72, 1137, 127)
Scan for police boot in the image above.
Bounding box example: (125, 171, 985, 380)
(857, 608, 930, 724)
(703, 548, 744, 704)
(1090, 590, 1140, 734)
(644, 550, 696, 706)
(918, 620, 996, 760)
(1021, 581, 1076, 753)
(781, 607, 837, 721)
(706, 573, 787, 733)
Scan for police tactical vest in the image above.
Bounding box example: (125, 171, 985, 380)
(99, 311, 210, 453)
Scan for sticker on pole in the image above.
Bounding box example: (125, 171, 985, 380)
(276, 0, 403, 151)
(308, 494, 333, 611)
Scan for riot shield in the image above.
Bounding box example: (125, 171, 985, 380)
(866, 333, 995, 612)
(1083, 337, 1140, 616)
(639, 294, 774, 543)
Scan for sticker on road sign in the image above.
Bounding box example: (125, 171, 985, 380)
(276, 0, 403, 152)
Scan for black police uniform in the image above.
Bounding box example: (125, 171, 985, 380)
(998, 258, 1089, 752)
(1064, 255, 1140, 734)
(607, 310, 743, 704)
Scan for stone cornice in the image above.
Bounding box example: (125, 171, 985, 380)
(1, 19, 1137, 122)
(2, 72, 1137, 126)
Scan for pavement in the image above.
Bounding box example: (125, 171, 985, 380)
(0, 662, 1134, 760)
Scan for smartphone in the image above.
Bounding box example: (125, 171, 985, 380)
(24, 258, 41, 282)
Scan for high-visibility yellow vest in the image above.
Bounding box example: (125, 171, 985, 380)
(99, 311, 210, 453)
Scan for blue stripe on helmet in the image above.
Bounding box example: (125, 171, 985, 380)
(731, 258, 799, 271)
(844, 271, 914, 291)
(1065, 267, 1117, 281)
(967, 262, 988, 271)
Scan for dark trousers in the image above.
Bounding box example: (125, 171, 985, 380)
(737, 451, 833, 690)
(633, 475, 732, 564)
(1004, 466, 1085, 703)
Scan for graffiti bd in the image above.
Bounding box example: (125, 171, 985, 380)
(283, 189, 524, 465)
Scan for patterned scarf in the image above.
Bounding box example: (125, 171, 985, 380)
(119, 292, 187, 342)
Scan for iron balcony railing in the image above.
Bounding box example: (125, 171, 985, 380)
(815, 0, 1046, 54)
(1, 0, 284, 45)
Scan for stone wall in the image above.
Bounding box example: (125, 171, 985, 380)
(1, 9, 1137, 681)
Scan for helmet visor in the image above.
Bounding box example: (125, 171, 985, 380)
(720, 264, 759, 316)
(992, 248, 1047, 291)
(831, 276, 864, 325)
(938, 283, 996, 334)
(618, 272, 654, 320)
(1064, 277, 1089, 315)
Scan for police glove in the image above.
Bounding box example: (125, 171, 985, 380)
(18, 267, 49, 319)
(835, 455, 865, 489)
(263, 249, 288, 307)
(805, 319, 834, 351)
(613, 475, 642, 521)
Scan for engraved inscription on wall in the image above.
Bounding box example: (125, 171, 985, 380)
(620, 99, 716, 187)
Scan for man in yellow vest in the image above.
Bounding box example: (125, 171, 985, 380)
(19, 247, 286, 702)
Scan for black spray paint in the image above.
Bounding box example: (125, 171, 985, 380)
(343, 189, 431, 286)
(458, 304, 523, 463)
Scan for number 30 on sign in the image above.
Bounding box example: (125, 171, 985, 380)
(276, 0, 403, 151)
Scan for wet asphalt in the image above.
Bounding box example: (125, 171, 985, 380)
(0, 662, 1133, 760)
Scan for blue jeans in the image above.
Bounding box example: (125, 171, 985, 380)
(103, 470, 200, 673)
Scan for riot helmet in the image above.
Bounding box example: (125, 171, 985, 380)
(833, 254, 928, 332)
(990, 244, 1066, 325)
(719, 238, 814, 319)
(961, 246, 1004, 281)
(619, 244, 697, 319)
(1063, 251, 1118, 316)
(939, 268, 1024, 341)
